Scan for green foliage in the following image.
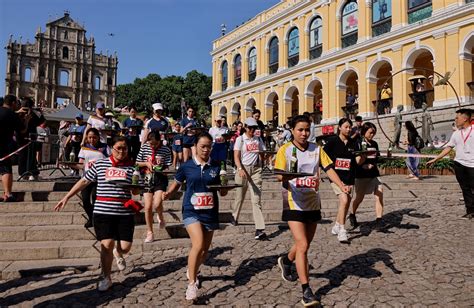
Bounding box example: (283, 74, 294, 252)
(116, 70, 212, 120)
(378, 148, 454, 170)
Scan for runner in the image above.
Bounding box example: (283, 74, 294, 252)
(171, 122, 184, 169)
(162, 132, 227, 303)
(136, 131, 172, 242)
(77, 128, 111, 228)
(180, 106, 199, 162)
(208, 115, 229, 166)
(349, 122, 384, 230)
(142, 103, 169, 144)
(323, 117, 357, 243)
(232, 117, 267, 239)
(55, 136, 139, 291)
(274, 115, 348, 307)
(82, 102, 107, 145)
(122, 106, 143, 161)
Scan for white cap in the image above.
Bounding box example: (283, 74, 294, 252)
(153, 103, 164, 111)
(244, 117, 258, 127)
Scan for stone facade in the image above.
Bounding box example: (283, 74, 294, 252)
(4, 12, 118, 109)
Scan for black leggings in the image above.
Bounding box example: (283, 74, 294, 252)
(454, 161, 474, 214)
(81, 182, 97, 221)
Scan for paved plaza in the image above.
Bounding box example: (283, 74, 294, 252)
(1, 192, 473, 307)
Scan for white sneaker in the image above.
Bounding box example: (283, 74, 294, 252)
(185, 282, 198, 302)
(113, 248, 126, 271)
(28, 175, 36, 181)
(337, 228, 349, 243)
(186, 268, 200, 287)
(98, 277, 112, 291)
(331, 223, 340, 235)
(144, 231, 154, 243)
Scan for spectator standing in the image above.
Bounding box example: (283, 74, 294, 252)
(65, 113, 86, 164)
(380, 83, 392, 114)
(404, 120, 422, 180)
(351, 116, 363, 140)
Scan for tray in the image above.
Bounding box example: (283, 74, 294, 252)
(259, 150, 277, 155)
(116, 183, 146, 190)
(206, 184, 243, 190)
(273, 170, 314, 177)
(352, 150, 380, 155)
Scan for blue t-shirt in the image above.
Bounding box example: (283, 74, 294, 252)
(147, 117, 169, 133)
(68, 124, 86, 142)
(180, 117, 199, 145)
(172, 133, 183, 151)
(122, 117, 144, 137)
(175, 158, 221, 224)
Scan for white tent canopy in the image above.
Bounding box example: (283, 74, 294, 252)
(44, 104, 91, 122)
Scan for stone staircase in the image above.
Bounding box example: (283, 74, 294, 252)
(0, 174, 461, 280)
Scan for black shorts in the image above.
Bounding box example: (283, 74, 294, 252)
(282, 210, 321, 223)
(145, 172, 168, 193)
(182, 143, 194, 149)
(93, 213, 135, 242)
(0, 158, 13, 175)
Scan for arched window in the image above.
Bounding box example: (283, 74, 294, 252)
(372, 0, 392, 37)
(24, 67, 32, 82)
(221, 61, 228, 91)
(408, 0, 432, 24)
(62, 46, 69, 59)
(269, 37, 279, 74)
(59, 70, 69, 86)
(309, 17, 323, 60)
(95, 76, 101, 90)
(248, 47, 257, 82)
(287, 28, 299, 68)
(341, 0, 358, 48)
(234, 54, 242, 87)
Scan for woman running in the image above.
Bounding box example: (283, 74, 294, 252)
(136, 131, 172, 243)
(171, 122, 184, 169)
(275, 115, 348, 307)
(163, 132, 227, 303)
(349, 122, 384, 230)
(180, 106, 199, 162)
(323, 118, 357, 243)
(55, 136, 139, 291)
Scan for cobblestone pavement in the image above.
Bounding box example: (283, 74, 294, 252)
(1, 194, 473, 307)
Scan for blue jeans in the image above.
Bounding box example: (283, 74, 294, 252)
(405, 145, 420, 177)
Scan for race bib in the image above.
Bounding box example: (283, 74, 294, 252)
(335, 158, 351, 171)
(174, 139, 181, 146)
(147, 155, 162, 166)
(255, 130, 261, 137)
(215, 136, 225, 143)
(295, 177, 319, 190)
(105, 167, 127, 181)
(246, 141, 259, 152)
(190, 192, 214, 210)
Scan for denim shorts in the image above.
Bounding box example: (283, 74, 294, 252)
(183, 216, 219, 231)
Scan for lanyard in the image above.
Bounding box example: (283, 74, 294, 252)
(460, 126, 472, 145)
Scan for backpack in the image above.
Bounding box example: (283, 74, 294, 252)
(414, 135, 425, 150)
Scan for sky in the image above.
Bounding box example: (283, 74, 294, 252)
(0, 0, 278, 88)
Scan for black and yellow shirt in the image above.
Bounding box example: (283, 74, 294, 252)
(322, 136, 357, 185)
(275, 142, 332, 212)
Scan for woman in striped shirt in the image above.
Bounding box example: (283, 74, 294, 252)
(55, 136, 139, 292)
(136, 131, 172, 243)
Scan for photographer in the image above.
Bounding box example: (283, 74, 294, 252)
(0, 95, 29, 201)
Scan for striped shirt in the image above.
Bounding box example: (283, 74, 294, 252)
(83, 157, 135, 216)
(136, 142, 172, 168)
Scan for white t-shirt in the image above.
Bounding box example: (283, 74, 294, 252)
(87, 115, 107, 143)
(78, 145, 111, 173)
(208, 126, 228, 144)
(446, 125, 474, 168)
(234, 133, 265, 166)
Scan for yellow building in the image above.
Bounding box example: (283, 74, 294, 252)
(210, 0, 474, 126)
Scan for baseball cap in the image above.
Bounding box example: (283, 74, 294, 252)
(244, 117, 258, 127)
(75, 113, 84, 119)
(96, 102, 105, 109)
(153, 103, 164, 111)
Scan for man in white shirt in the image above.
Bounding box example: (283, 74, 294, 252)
(427, 108, 474, 219)
(233, 117, 267, 239)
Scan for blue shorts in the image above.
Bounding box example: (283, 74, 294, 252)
(183, 216, 219, 231)
(172, 145, 183, 153)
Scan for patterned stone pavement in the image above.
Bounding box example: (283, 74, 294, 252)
(1, 194, 473, 307)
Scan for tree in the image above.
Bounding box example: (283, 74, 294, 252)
(116, 71, 212, 120)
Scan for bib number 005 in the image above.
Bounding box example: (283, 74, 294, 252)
(295, 177, 319, 189)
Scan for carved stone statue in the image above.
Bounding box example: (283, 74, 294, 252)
(393, 105, 403, 148)
(421, 102, 434, 146)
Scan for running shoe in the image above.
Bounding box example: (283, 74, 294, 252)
(98, 277, 112, 291)
(144, 231, 154, 243)
(301, 287, 319, 307)
(461, 213, 474, 220)
(230, 216, 238, 226)
(185, 281, 198, 303)
(113, 248, 126, 271)
(186, 268, 200, 288)
(4, 195, 17, 202)
(331, 223, 340, 235)
(277, 256, 297, 282)
(255, 229, 267, 240)
(84, 220, 93, 229)
(348, 213, 359, 229)
(337, 228, 349, 243)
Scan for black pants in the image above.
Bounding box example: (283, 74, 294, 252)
(128, 137, 141, 162)
(18, 141, 39, 177)
(81, 182, 97, 221)
(454, 161, 474, 214)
